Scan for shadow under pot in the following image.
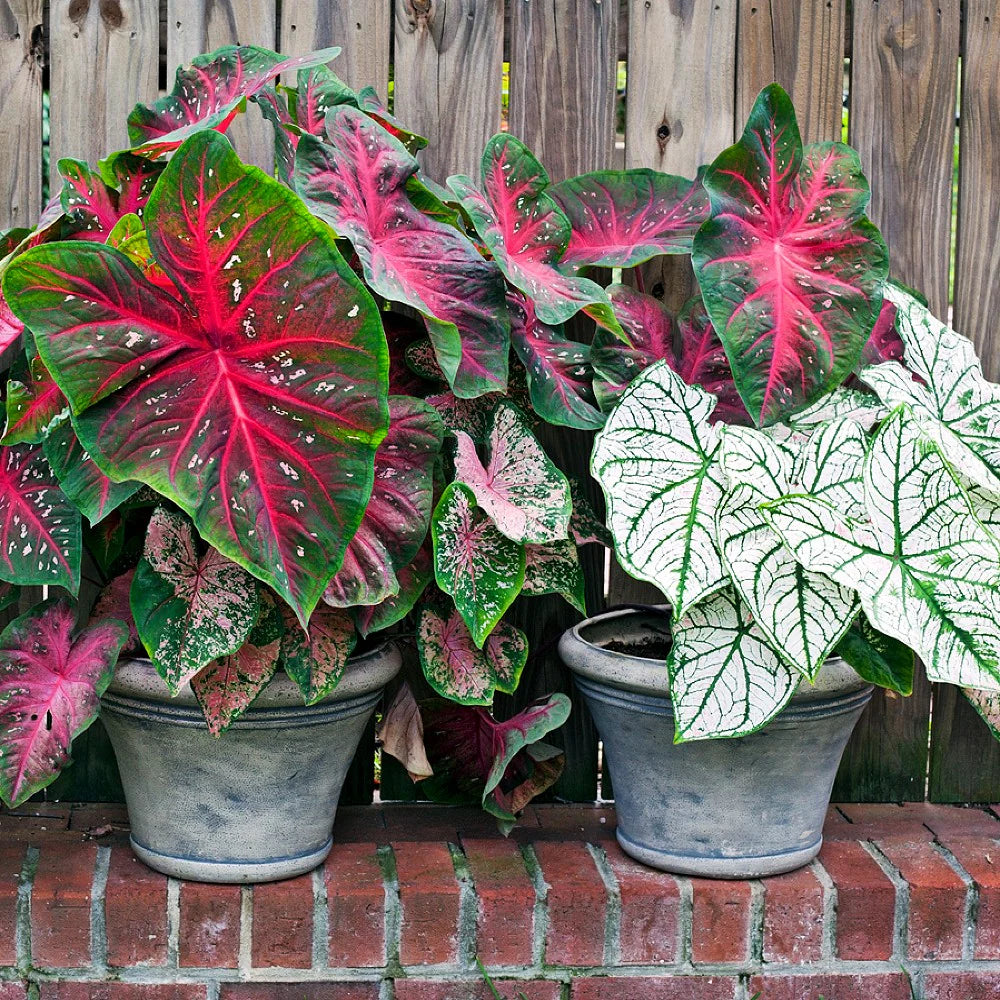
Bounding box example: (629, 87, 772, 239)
(559, 608, 873, 879)
(100, 642, 401, 884)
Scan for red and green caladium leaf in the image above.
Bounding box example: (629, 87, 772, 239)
(431, 484, 525, 647)
(279, 603, 356, 704)
(417, 606, 528, 705)
(447, 135, 622, 335)
(3, 350, 67, 445)
(354, 544, 432, 637)
(861, 299, 903, 367)
(453, 400, 571, 545)
(0, 598, 128, 807)
(91, 569, 140, 652)
(0, 443, 81, 590)
(323, 397, 443, 608)
(550, 167, 710, 270)
(4, 131, 389, 622)
(0, 583, 18, 613)
(295, 107, 509, 399)
(692, 83, 888, 426)
(126, 45, 342, 155)
(131, 508, 260, 694)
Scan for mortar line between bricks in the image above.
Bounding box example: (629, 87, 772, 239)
(748, 879, 765, 964)
(15, 846, 38, 975)
(517, 842, 548, 969)
(377, 843, 402, 974)
(447, 840, 478, 970)
(379, 976, 395, 1000)
(675, 875, 694, 966)
(166, 879, 181, 968)
(585, 842, 620, 967)
(809, 857, 837, 963)
(932, 838, 978, 961)
(90, 845, 111, 974)
(312, 864, 329, 971)
(863, 839, 908, 961)
(238, 884, 253, 974)
(205, 981, 221, 1000)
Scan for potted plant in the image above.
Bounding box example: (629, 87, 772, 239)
(555, 84, 1000, 877)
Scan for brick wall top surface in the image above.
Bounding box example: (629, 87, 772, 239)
(0, 802, 999, 999)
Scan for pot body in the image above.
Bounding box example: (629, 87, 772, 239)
(560, 608, 873, 878)
(101, 644, 401, 883)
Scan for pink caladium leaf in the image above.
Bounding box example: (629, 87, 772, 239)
(692, 84, 888, 426)
(355, 86, 429, 152)
(551, 167, 710, 270)
(420, 694, 570, 827)
(324, 397, 443, 608)
(417, 606, 528, 705)
(104, 153, 164, 219)
(91, 569, 140, 652)
(377, 681, 433, 782)
(453, 400, 571, 545)
(4, 131, 389, 623)
(354, 544, 433, 637)
(0, 443, 81, 590)
(127, 45, 342, 155)
(425, 390, 494, 443)
(279, 604, 357, 705)
(447, 135, 622, 335)
(0, 296, 24, 356)
(3, 351, 68, 445)
(58, 160, 121, 241)
(861, 298, 904, 367)
(568, 481, 613, 548)
(523, 539, 586, 614)
(431, 484, 525, 647)
(191, 591, 284, 735)
(508, 292, 604, 431)
(131, 508, 260, 694)
(0, 598, 128, 808)
(295, 107, 509, 399)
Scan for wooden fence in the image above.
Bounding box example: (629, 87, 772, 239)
(1, 0, 999, 805)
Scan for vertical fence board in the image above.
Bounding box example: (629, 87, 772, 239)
(49, 0, 159, 176)
(835, 0, 959, 802)
(393, 0, 503, 181)
(928, 0, 1000, 803)
(167, 0, 276, 170)
(279, 0, 391, 93)
(0, 1, 43, 231)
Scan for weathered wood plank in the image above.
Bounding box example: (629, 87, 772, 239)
(928, 686, 1000, 803)
(166, 0, 276, 171)
(48, 0, 160, 175)
(393, 0, 503, 182)
(737, 0, 845, 144)
(0, 1, 43, 231)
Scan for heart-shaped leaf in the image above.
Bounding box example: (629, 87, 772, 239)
(0, 443, 81, 590)
(765, 408, 1000, 691)
(279, 603, 357, 705)
(431, 484, 525, 647)
(0, 598, 128, 807)
(296, 107, 509, 399)
(550, 168, 710, 270)
(3, 352, 67, 445)
(453, 401, 571, 545)
(447, 135, 621, 334)
(0, 295, 24, 356)
(377, 682, 433, 782)
(417, 606, 528, 705)
(354, 545, 432, 637)
(131, 508, 260, 694)
(692, 83, 888, 426)
(861, 299, 904, 367)
(91, 569, 140, 651)
(523, 540, 586, 614)
(591, 361, 727, 619)
(835, 614, 914, 695)
(4, 131, 388, 623)
(58, 159, 121, 241)
(324, 397, 443, 608)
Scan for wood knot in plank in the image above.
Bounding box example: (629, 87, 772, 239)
(68, 0, 90, 25)
(402, 0, 435, 30)
(656, 117, 681, 152)
(99, 0, 125, 30)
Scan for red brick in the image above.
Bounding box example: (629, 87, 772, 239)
(572, 977, 738, 999)
(747, 974, 913, 999)
(31, 842, 97, 968)
(0, 987, 25, 1000)
(818, 839, 895, 960)
(44, 988, 206, 1000)
(878, 838, 966, 960)
(527, 805, 616, 840)
(325, 842, 385, 967)
(762, 864, 824, 964)
(104, 845, 168, 967)
(915, 804, 1000, 838)
(925, 971, 1000, 998)
(178, 881, 241, 968)
(462, 838, 535, 966)
(833, 802, 935, 839)
(939, 836, 1000, 958)
(689, 878, 751, 964)
(395, 983, 561, 1000)
(251, 871, 314, 969)
(533, 841, 607, 966)
(0, 843, 25, 966)
(604, 846, 680, 964)
(219, 987, 377, 1000)
(67, 803, 129, 834)
(394, 840, 461, 965)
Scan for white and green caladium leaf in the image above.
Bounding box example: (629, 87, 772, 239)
(765, 407, 1000, 691)
(784, 386, 887, 432)
(453, 400, 571, 545)
(668, 587, 799, 740)
(591, 360, 727, 619)
(431, 483, 526, 647)
(861, 284, 1000, 493)
(716, 420, 861, 679)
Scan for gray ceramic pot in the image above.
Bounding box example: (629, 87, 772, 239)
(101, 643, 401, 883)
(560, 608, 873, 878)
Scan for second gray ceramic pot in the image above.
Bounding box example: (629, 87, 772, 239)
(560, 608, 873, 878)
(101, 643, 400, 884)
